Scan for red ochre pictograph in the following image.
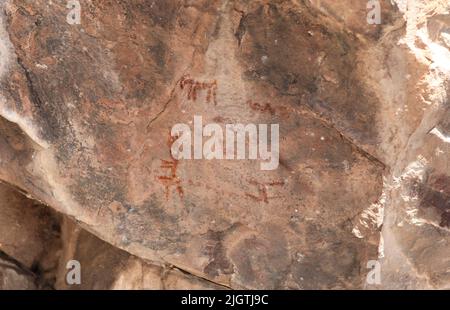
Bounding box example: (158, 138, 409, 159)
(180, 75, 218, 105)
(157, 133, 184, 200)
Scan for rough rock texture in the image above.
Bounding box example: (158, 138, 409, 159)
(0, 182, 224, 289)
(0, 0, 448, 289)
(54, 218, 225, 290)
(0, 257, 37, 290)
(0, 183, 61, 274)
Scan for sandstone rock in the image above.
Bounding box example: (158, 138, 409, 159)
(0, 258, 37, 290)
(0, 182, 61, 274)
(55, 218, 225, 290)
(0, 0, 448, 289)
(0, 181, 222, 289)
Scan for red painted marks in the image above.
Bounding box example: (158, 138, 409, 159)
(157, 159, 184, 200)
(180, 75, 217, 105)
(245, 179, 285, 203)
(247, 100, 275, 115)
(247, 100, 287, 115)
(212, 115, 233, 123)
(156, 132, 184, 200)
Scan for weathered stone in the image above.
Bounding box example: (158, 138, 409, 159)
(0, 183, 61, 270)
(0, 258, 37, 290)
(0, 182, 222, 289)
(0, 0, 448, 289)
(54, 218, 225, 290)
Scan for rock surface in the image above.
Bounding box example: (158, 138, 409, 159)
(0, 182, 225, 289)
(0, 257, 37, 290)
(0, 0, 448, 289)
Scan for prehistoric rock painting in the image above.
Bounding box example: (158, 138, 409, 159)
(0, 0, 448, 292)
(180, 75, 218, 105)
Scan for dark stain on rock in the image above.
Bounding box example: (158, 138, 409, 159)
(0, 116, 34, 165)
(116, 196, 188, 254)
(416, 174, 450, 228)
(203, 230, 234, 278)
(71, 167, 126, 212)
(236, 2, 379, 145)
(45, 38, 63, 55)
(294, 222, 361, 289)
(148, 39, 168, 70)
(234, 11, 247, 46)
(229, 225, 290, 289)
(135, 0, 180, 29)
